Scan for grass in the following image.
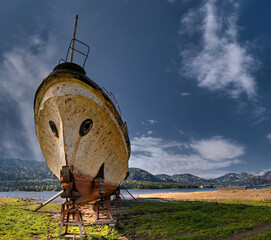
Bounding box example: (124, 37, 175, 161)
(0, 197, 271, 239)
(120, 200, 271, 240)
(246, 229, 271, 240)
(0, 205, 58, 239)
(0, 197, 121, 240)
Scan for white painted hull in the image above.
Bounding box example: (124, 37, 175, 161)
(34, 65, 130, 204)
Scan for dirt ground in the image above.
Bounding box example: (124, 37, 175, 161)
(138, 188, 271, 201)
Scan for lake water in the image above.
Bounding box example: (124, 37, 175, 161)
(0, 185, 270, 203)
(0, 188, 218, 203)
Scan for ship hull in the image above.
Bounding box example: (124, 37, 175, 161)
(34, 66, 130, 205)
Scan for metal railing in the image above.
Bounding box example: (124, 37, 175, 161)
(102, 87, 122, 117)
(65, 38, 90, 68)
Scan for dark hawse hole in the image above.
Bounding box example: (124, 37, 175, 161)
(79, 119, 93, 137)
(49, 121, 59, 138)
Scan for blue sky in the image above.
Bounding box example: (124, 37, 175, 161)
(0, 0, 271, 178)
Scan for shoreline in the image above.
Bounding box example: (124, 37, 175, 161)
(138, 188, 271, 201)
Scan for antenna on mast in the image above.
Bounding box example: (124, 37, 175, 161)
(70, 14, 78, 63)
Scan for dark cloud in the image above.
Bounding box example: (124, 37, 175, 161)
(0, 96, 32, 158)
(0, 34, 57, 160)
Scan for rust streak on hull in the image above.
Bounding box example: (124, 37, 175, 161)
(72, 172, 118, 205)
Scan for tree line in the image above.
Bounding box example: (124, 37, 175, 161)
(0, 180, 62, 192)
(0, 179, 217, 192)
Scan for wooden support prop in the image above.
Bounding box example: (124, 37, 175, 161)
(123, 187, 137, 201)
(33, 190, 63, 212)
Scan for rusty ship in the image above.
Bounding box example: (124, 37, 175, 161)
(34, 16, 130, 206)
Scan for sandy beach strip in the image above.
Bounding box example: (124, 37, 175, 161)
(138, 188, 271, 201)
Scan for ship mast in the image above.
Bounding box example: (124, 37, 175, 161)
(61, 14, 89, 68)
(70, 14, 78, 63)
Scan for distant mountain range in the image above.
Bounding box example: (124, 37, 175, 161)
(0, 158, 270, 190)
(127, 168, 271, 186)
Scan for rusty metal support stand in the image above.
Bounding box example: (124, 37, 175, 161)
(110, 192, 123, 208)
(94, 198, 116, 226)
(58, 201, 86, 238)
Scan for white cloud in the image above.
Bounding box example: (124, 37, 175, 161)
(0, 34, 58, 160)
(251, 106, 268, 125)
(266, 133, 271, 140)
(147, 131, 153, 135)
(256, 168, 271, 176)
(179, 0, 258, 99)
(191, 136, 244, 161)
(130, 135, 244, 177)
(142, 119, 158, 125)
(181, 92, 192, 96)
(179, 8, 201, 36)
(179, 130, 186, 136)
(178, 130, 196, 139)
